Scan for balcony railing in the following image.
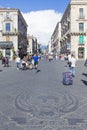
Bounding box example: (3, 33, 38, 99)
(78, 15, 85, 19)
(67, 17, 70, 22)
(2, 31, 18, 36)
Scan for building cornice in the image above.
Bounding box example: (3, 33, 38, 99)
(71, 0, 87, 5)
(0, 8, 28, 27)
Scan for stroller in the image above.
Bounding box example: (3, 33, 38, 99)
(21, 60, 27, 70)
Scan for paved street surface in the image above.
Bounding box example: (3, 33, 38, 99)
(0, 59, 87, 130)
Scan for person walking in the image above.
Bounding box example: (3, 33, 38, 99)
(55, 54, 58, 61)
(70, 54, 76, 77)
(68, 52, 71, 62)
(2, 56, 5, 67)
(67, 52, 71, 71)
(33, 53, 38, 71)
(15, 56, 20, 70)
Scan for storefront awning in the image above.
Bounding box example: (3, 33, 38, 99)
(0, 42, 13, 49)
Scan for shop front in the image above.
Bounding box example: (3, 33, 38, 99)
(0, 41, 13, 60)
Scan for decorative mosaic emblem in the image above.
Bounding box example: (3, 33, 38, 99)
(15, 92, 78, 119)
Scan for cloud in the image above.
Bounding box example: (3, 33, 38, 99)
(23, 10, 62, 45)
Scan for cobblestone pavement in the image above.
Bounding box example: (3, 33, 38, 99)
(0, 59, 87, 130)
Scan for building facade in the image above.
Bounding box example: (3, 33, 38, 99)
(0, 8, 28, 60)
(51, 0, 87, 60)
(51, 22, 61, 55)
(61, 0, 87, 60)
(27, 35, 38, 55)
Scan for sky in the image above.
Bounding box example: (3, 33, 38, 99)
(0, 0, 70, 45)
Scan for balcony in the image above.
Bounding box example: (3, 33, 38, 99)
(64, 22, 68, 27)
(2, 31, 18, 36)
(70, 31, 86, 36)
(78, 15, 85, 20)
(67, 17, 70, 22)
(62, 26, 65, 29)
(0, 41, 13, 49)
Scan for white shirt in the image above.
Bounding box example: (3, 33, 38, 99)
(16, 57, 20, 63)
(68, 54, 71, 62)
(70, 57, 76, 67)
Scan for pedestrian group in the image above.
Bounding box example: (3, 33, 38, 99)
(15, 53, 39, 72)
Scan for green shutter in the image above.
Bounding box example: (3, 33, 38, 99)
(79, 35, 84, 44)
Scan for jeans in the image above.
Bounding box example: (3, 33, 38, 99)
(17, 62, 20, 69)
(70, 67, 75, 76)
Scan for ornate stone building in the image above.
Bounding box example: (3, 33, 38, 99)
(27, 35, 38, 55)
(52, 0, 87, 60)
(51, 22, 61, 55)
(0, 8, 28, 60)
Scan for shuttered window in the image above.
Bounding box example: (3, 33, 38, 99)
(79, 35, 84, 44)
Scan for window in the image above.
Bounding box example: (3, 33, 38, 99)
(79, 8, 84, 19)
(6, 12, 9, 19)
(6, 23, 10, 32)
(79, 35, 84, 44)
(79, 23, 84, 31)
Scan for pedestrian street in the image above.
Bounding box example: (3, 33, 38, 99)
(0, 59, 87, 130)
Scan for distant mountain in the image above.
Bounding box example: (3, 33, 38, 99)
(40, 45, 47, 51)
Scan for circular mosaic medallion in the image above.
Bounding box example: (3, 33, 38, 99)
(15, 92, 78, 119)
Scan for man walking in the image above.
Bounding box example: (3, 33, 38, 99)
(70, 54, 76, 77)
(33, 53, 39, 72)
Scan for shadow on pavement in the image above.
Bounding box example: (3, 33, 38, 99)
(36, 69, 41, 73)
(68, 118, 86, 125)
(82, 73, 87, 77)
(81, 79, 87, 86)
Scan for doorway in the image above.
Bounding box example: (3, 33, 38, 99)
(5, 48, 11, 59)
(78, 47, 84, 59)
